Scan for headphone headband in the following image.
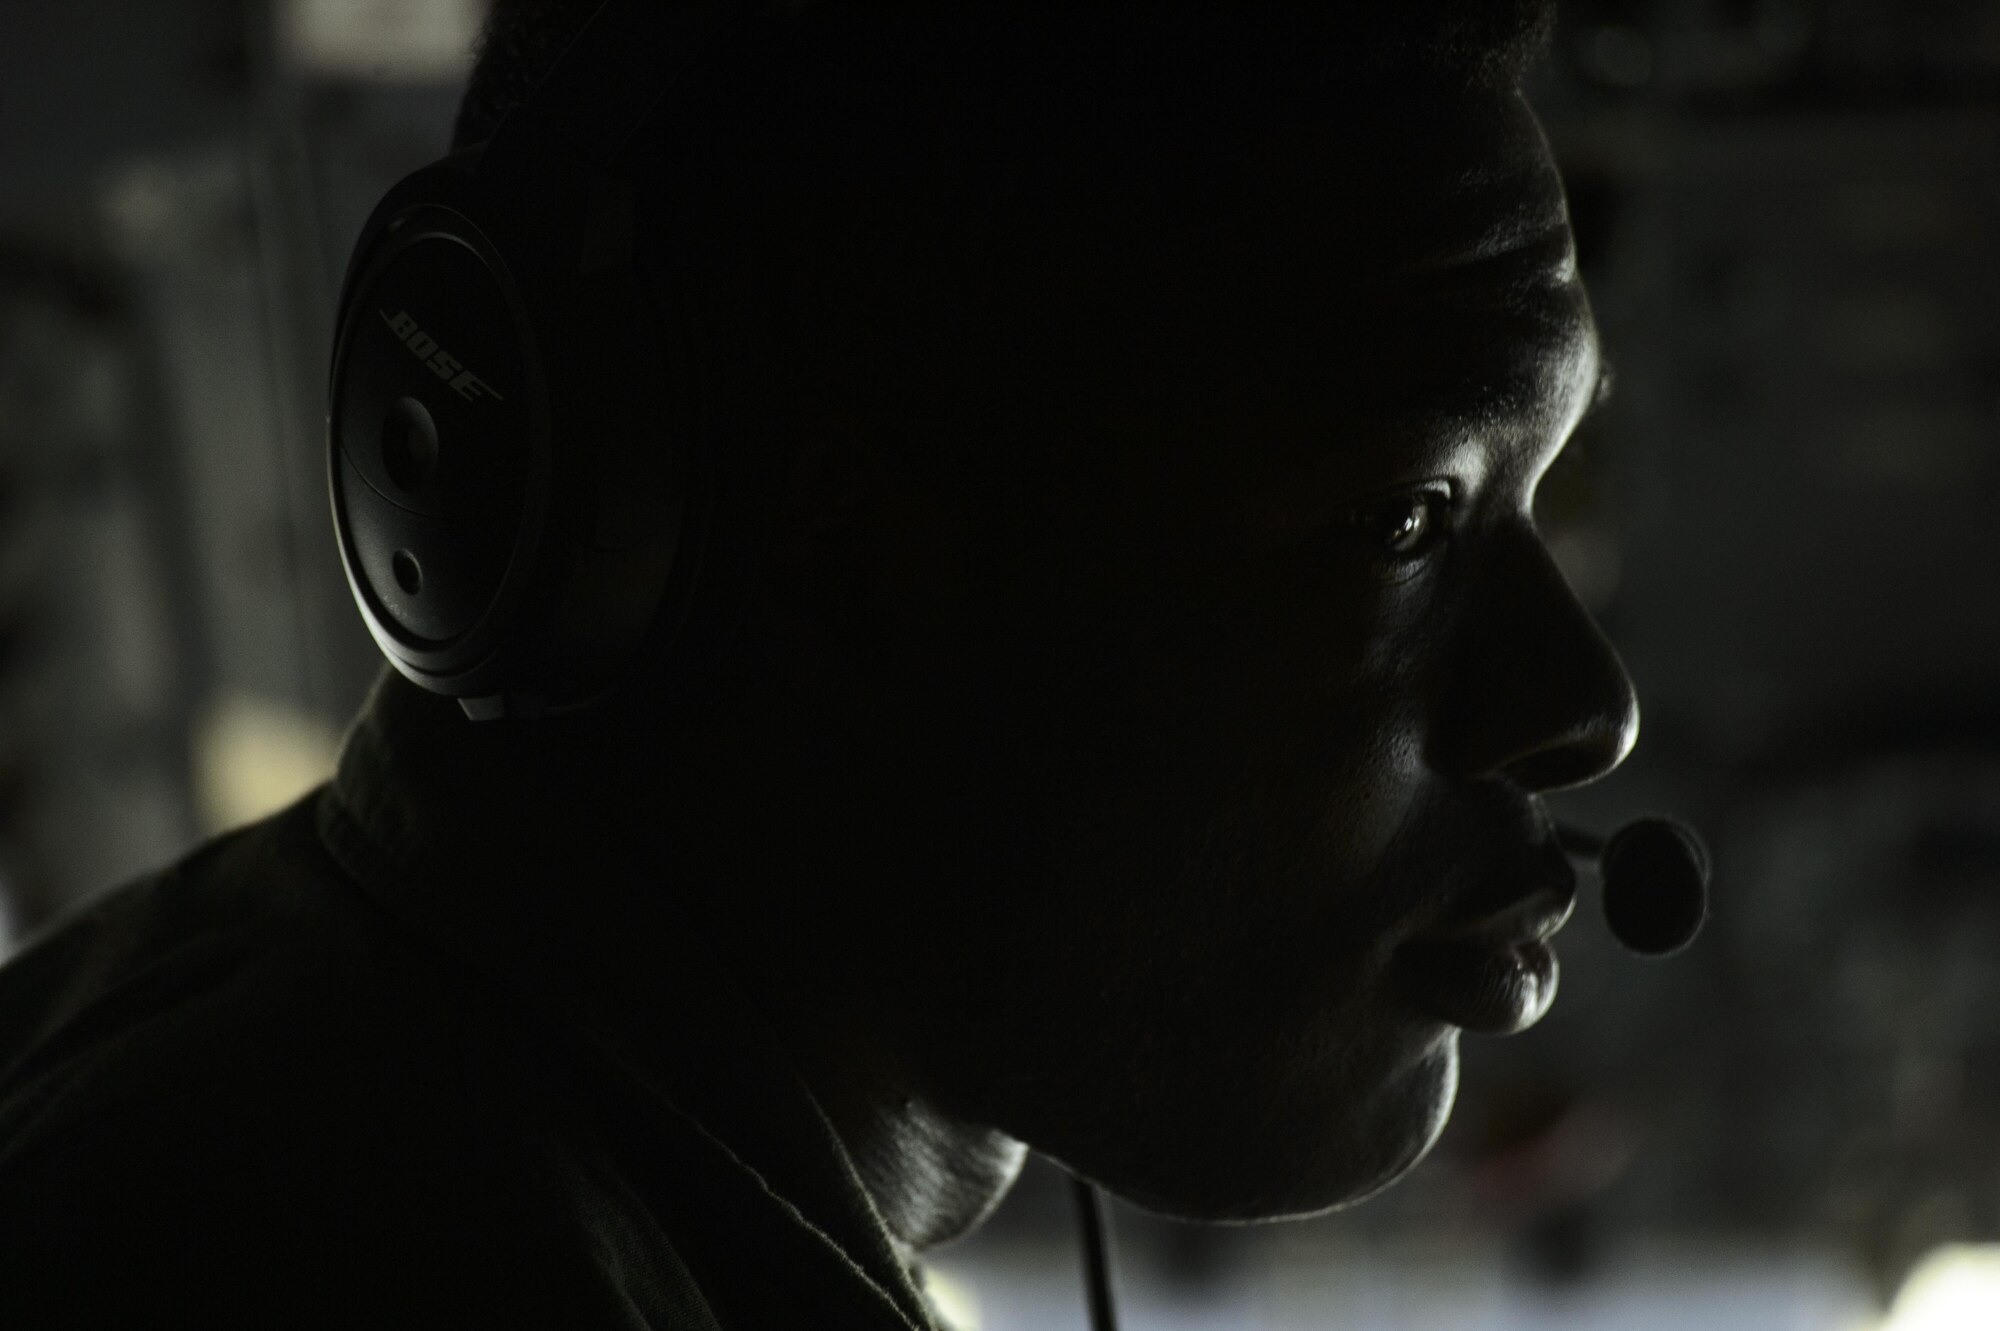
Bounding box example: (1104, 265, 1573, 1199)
(487, 0, 747, 171)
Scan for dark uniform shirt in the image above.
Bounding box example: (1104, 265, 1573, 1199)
(0, 671, 939, 1329)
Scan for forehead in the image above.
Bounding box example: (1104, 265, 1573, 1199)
(952, 93, 1595, 509)
(677, 49, 1593, 507)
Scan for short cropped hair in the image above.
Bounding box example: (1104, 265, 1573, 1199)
(455, 0, 1556, 150)
(445, 0, 1562, 514)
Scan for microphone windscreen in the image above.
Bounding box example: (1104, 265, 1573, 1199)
(1600, 818, 1710, 957)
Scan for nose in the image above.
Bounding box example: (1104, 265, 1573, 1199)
(1431, 529, 1640, 792)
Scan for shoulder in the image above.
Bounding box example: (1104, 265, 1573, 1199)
(0, 794, 722, 1329)
(0, 791, 497, 1164)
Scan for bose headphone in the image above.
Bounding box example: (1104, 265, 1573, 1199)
(328, 0, 755, 723)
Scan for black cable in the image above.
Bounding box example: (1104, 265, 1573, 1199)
(1068, 1174, 1120, 1331)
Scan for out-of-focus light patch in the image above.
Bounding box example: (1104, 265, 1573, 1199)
(1831, 407, 1984, 491)
(924, 1267, 983, 1331)
(1583, 25, 1655, 87)
(278, 0, 483, 82)
(192, 694, 342, 835)
(1874, 1245, 2000, 1331)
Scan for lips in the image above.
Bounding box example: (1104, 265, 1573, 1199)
(1396, 862, 1576, 1036)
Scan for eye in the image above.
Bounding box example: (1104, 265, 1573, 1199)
(1349, 483, 1453, 566)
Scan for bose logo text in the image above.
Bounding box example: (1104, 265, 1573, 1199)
(379, 310, 505, 403)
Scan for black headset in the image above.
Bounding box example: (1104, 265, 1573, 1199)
(328, 0, 755, 723)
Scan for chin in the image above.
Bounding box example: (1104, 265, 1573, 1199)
(1075, 1031, 1462, 1226)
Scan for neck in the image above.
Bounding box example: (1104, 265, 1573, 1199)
(535, 700, 1027, 1251)
(775, 1013, 1028, 1251)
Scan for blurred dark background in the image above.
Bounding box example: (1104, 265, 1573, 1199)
(2, 1, 1997, 1327)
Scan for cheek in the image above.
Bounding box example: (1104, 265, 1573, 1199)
(1082, 536, 1437, 855)
(921, 521, 1452, 941)
(968, 536, 1440, 972)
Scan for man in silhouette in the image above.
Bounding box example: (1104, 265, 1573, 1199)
(0, 1, 1635, 1325)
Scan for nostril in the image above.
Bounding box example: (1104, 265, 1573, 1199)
(1505, 705, 1639, 792)
(1508, 746, 1611, 792)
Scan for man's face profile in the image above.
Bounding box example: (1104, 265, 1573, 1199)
(599, 12, 1640, 1232)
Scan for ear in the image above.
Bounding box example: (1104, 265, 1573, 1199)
(755, 397, 895, 642)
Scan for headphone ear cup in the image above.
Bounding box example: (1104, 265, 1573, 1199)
(329, 155, 695, 720)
